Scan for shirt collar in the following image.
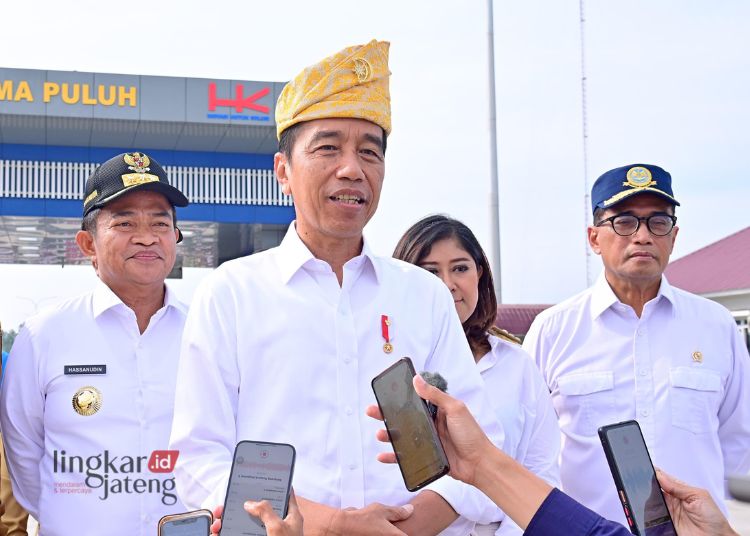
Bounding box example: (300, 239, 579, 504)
(476, 334, 499, 373)
(277, 222, 381, 285)
(92, 278, 185, 318)
(590, 272, 675, 320)
(92, 279, 126, 318)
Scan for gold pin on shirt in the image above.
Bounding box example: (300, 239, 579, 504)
(72, 386, 103, 416)
(692, 351, 703, 363)
(381, 315, 393, 354)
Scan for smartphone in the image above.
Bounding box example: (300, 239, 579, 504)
(598, 420, 677, 536)
(371, 357, 450, 492)
(220, 441, 296, 536)
(158, 509, 212, 536)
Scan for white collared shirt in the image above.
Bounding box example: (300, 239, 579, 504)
(523, 274, 750, 525)
(475, 335, 560, 536)
(0, 280, 188, 536)
(170, 224, 503, 534)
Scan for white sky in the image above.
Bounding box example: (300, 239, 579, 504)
(2, 0, 749, 331)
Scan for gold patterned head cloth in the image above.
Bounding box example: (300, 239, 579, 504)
(275, 40, 391, 140)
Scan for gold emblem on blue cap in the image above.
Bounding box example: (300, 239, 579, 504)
(72, 386, 102, 416)
(121, 152, 160, 187)
(353, 57, 373, 83)
(625, 166, 655, 188)
(602, 165, 678, 207)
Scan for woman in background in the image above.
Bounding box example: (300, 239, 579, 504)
(393, 215, 561, 536)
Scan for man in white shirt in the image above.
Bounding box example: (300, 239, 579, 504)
(0, 152, 190, 536)
(523, 163, 750, 526)
(170, 40, 502, 535)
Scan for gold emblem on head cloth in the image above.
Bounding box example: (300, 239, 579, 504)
(72, 386, 103, 416)
(353, 57, 372, 83)
(625, 166, 655, 188)
(692, 351, 703, 363)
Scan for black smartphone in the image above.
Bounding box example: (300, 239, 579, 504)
(220, 441, 296, 536)
(598, 420, 677, 536)
(371, 357, 450, 492)
(158, 509, 212, 536)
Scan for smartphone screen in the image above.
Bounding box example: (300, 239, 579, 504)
(371, 357, 450, 492)
(158, 510, 211, 536)
(220, 441, 295, 536)
(599, 421, 676, 536)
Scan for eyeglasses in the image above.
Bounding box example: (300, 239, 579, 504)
(595, 213, 677, 237)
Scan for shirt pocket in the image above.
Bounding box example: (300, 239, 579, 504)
(669, 367, 722, 435)
(557, 371, 615, 436)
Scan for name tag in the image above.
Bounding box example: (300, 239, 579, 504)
(64, 365, 107, 375)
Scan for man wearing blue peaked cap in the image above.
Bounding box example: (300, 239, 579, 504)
(523, 163, 750, 527)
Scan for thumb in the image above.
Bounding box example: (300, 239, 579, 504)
(414, 374, 450, 407)
(387, 503, 414, 522)
(656, 469, 691, 499)
(244, 500, 280, 525)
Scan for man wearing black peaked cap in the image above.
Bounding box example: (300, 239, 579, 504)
(0, 152, 191, 535)
(523, 164, 750, 526)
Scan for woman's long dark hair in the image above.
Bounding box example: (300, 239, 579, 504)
(393, 215, 497, 358)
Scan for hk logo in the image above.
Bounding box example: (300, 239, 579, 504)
(148, 450, 179, 473)
(208, 82, 270, 114)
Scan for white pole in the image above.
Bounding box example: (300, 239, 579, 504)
(579, 0, 593, 286)
(487, 0, 502, 301)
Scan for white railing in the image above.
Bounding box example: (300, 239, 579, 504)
(0, 159, 292, 206)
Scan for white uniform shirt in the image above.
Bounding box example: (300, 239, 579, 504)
(475, 335, 560, 536)
(0, 280, 188, 536)
(170, 224, 503, 534)
(523, 274, 750, 525)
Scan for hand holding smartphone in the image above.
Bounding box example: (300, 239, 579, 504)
(371, 357, 450, 492)
(599, 420, 676, 536)
(220, 441, 296, 536)
(158, 510, 212, 536)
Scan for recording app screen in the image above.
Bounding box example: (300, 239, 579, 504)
(221, 442, 294, 536)
(375, 362, 446, 490)
(607, 426, 676, 536)
(161, 516, 209, 536)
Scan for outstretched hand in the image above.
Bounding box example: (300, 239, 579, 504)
(657, 470, 738, 536)
(366, 373, 495, 487)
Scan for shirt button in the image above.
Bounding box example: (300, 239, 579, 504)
(639, 369, 647, 376)
(345, 407, 353, 416)
(636, 328, 644, 336)
(349, 464, 356, 471)
(641, 409, 650, 417)
(344, 357, 351, 364)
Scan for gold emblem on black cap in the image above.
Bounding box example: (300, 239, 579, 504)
(625, 166, 655, 188)
(84, 189, 98, 207)
(124, 152, 150, 172)
(353, 58, 372, 83)
(121, 152, 160, 187)
(72, 386, 102, 416)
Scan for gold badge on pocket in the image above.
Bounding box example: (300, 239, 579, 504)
(72, 386, 102, 416)
(692, 351, 703, 363)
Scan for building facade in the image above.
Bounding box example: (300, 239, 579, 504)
(0, 67, 295, 271)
